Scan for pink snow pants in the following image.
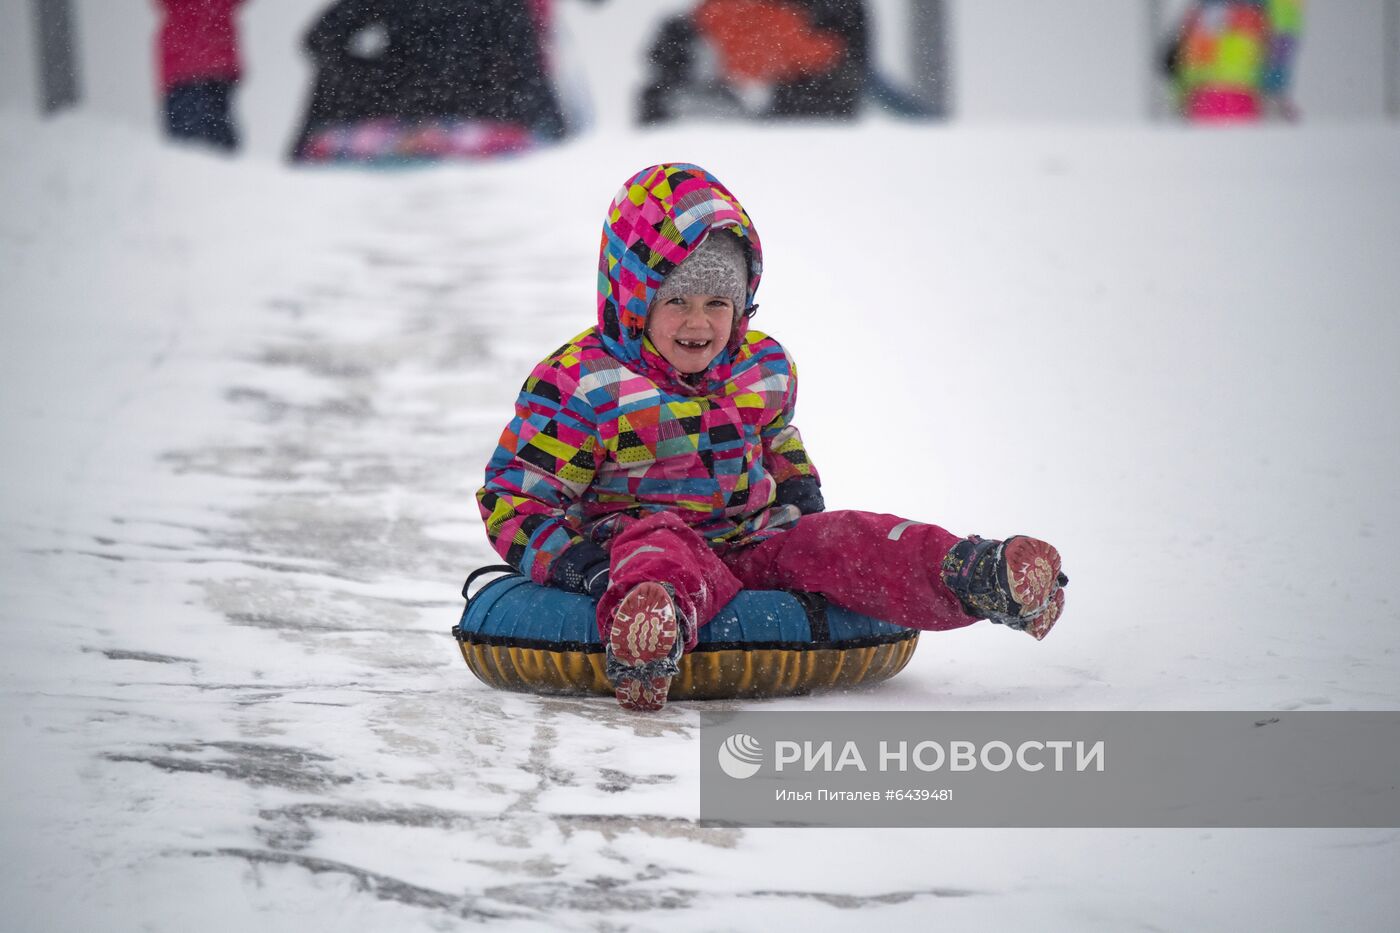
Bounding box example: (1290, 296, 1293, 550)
(1186, 88, 1261, 122)
(594, 510, 978, 651)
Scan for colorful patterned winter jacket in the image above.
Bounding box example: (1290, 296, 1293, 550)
(477, 163, 822, 586)
(1173, 0, 1304, 108)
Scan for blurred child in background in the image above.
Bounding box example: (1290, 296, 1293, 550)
(1168, 0, 1305, 122)
(155, 0, 246, 150)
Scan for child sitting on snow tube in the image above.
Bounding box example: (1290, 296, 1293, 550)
(476, 163, 1068, 712)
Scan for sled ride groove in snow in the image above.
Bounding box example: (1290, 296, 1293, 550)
(452, 566, 920, 700)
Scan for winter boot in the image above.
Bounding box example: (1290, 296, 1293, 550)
(941, 535, 1068, 640)
(606, 582, 685, 712)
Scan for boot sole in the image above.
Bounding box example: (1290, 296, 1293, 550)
(609, 582, 679, 712)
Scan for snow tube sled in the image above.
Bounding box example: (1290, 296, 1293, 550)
(453, 566, 920, 701)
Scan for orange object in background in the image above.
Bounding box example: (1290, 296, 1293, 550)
(694, 0, 846, 82)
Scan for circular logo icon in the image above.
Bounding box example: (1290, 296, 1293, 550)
(717, 733, 763, 779)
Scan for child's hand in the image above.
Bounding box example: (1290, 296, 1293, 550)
(582, 564, 610, 600)
(549, 543, 611, 600)
(941, 535, 1068, 640)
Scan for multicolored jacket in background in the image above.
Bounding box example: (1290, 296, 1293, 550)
(1172, 0, 1304, 119)
(477, 164, 821, 585)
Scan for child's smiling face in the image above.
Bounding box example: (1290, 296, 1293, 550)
(646, 295, 735, 374)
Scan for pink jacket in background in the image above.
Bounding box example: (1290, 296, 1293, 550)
(155, 0, 245, 91)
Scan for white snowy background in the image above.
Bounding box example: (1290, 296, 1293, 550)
(3, 2, 1400, 931)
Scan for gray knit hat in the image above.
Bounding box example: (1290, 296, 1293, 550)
(653, 232, 748, 315)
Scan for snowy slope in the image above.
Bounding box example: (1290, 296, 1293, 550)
(2, 110, 1399, 931)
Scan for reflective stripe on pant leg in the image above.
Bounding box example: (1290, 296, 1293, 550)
(887, 519, 924, 541)
(613, 545, 665, 573)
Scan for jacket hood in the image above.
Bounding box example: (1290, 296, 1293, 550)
(596, 163, 763, 394)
